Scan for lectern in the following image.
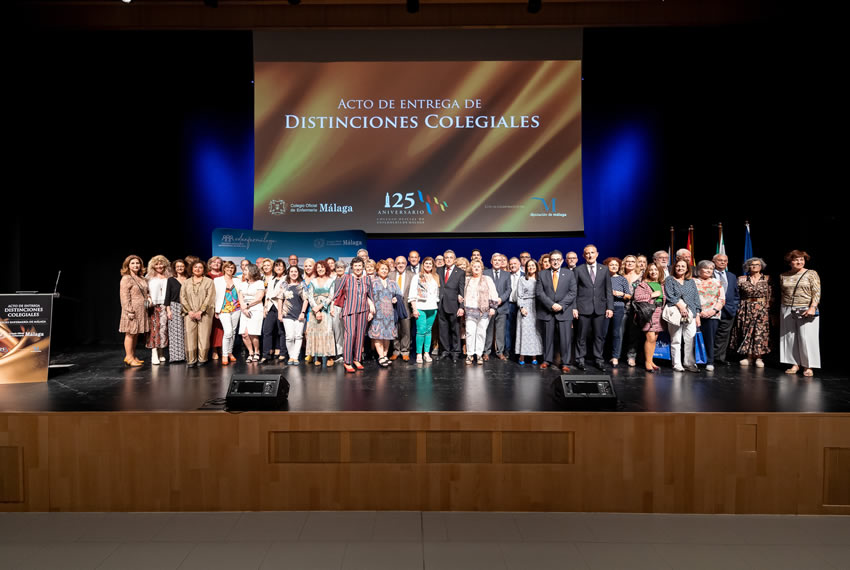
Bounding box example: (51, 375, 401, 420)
(0, 293, 55, 383)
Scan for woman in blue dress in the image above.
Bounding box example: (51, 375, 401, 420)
(368, 260, 402, 367)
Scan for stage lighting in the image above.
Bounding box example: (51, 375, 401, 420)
(406, 0, 419, 13)
(528, 0, 542, 13)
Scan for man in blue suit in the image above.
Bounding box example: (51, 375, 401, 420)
(711, 253, 739, 366)
(483, 253, 513, 360)
(536, 250, 577, 372)
(573, 244, 614, 371)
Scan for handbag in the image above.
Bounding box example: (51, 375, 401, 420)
(633, 301, 656, 326)
(789, 270, 819, 318)
(694, 329, 707, 365)
(131, 277, 152, 310)
(333, 276, 347, 308)
(662, 305, 682, 326)
(653, 331, 672, 360)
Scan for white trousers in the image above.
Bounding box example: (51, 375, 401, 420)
(219, 311, 240, 358)
(779, 306, 821, 368)
(283, 318, 305, 360)
(465, 316, 490, 357)
(668, 318, 697, 369)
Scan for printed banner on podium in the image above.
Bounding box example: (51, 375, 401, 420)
(0, 293, 53, 383)
(211, 228, 367, 267)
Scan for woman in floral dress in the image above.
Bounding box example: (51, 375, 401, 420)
(732, 257, 772, 367)
(306, 260, 337, 367)
(368, 260, 402, 367)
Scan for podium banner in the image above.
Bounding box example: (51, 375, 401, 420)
(211, 228, 367, 267)
(0, 293, 53, 384)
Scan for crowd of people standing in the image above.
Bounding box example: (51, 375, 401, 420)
(118, 245, 822, 376)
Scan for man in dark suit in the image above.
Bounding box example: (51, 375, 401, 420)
(406, 250, 420, 275)
(536, 250, 577, 372)
(483, 253, 512, 360)
(573, 244, 614, 371)
(436, 249, 464, 361)
(505, 256, 523, 360)
(389, 256, 415, 361)
(711, 253, 739, 366)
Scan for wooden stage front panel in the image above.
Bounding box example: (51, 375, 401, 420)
(1, 412, 848, 514)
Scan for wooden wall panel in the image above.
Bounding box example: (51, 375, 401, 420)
(0, 446, 24, 502)
(1, 412, 848, 514)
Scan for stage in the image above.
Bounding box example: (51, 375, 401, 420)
(1, 348, 847, 413)
(1, 349, 848, 515)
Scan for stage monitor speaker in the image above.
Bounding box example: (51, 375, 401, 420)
(225, 374, 289, 410)
(559, 375, 617, 410)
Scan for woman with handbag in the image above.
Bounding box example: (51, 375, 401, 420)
(694, 260, 725, 371)
(664, 260, 702, 372)
(145, 255, 171, 365)
(119, 254, 151, 367)
(633, 262, 665, 372)
(732, 257, 772, 368)
(779, 250, 821, 376)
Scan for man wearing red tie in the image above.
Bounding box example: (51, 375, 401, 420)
(573, 244, 614, 371)
(535, 250, 577, 372)
(436, 250, 464, 362)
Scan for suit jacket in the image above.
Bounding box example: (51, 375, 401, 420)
(716, 269, 740, 318)
(436, 264, 465, 313)
(388, 270, 415, 310)
(536, 268, 577, 321)
(483, 268, 512, 314)
(575, 263, 614, 315)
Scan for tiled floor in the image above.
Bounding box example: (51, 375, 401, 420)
(0, 511, 847, 569)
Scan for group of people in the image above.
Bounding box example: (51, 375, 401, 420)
(118, 245, 822, 376)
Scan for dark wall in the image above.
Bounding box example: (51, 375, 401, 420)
(6, 25, 833, 363)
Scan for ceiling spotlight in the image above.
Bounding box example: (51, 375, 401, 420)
(527, 0, 541, 13)
(406, 0, 419, 13)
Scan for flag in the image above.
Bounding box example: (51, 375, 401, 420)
(743, 222, 753, 261)
(716, 224, 726, 256)
(686, 226, 695, 263)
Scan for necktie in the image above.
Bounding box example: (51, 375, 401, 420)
(444, 267, 450, 284)
(495, 270, 500, 281)
(590, 264, 596, 284)
(397, 274, 403, 288)
(717, 270, 727, 288)
(553, 270, 559, 290)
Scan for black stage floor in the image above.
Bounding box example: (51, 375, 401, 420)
(1, 348, 847, 413)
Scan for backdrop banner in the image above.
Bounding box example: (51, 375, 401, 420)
(211, 228, 368, 267)
(0, 293, 53, 384)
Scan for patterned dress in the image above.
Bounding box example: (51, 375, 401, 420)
(368, 277, 402, 340)
(166, 277, 186, 361)
(306, 278, 336, 357)
(515, 276, 543, 356)
(732, 274, 772, 357)
(118, 275, 150, 334)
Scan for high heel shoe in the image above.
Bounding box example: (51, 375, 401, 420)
(353, 361, 364, 370)
(344, 363, 355, 373)
(423, 353, 432, 363)
(124, 357, 143, 367)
